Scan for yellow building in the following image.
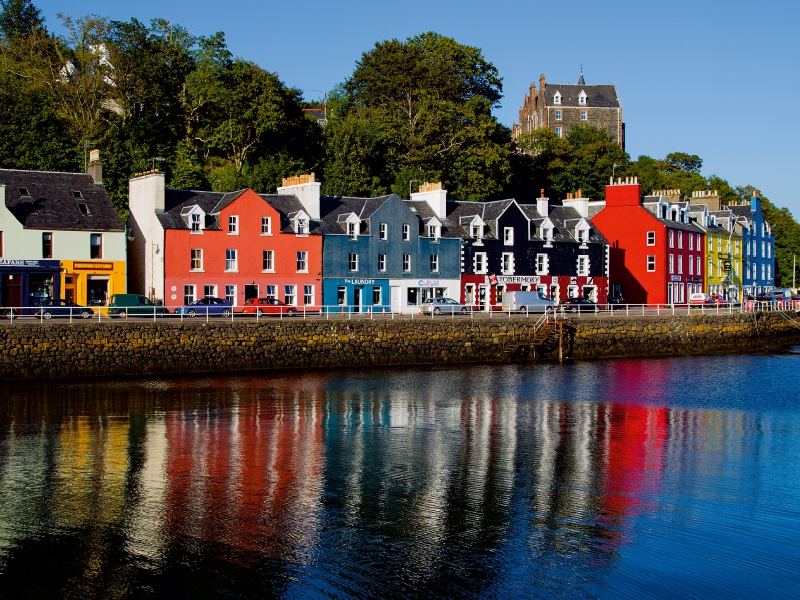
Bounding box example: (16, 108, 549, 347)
(60, 259, 127, 306)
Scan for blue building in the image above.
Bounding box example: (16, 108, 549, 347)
(315, 189, 462, 313)
(729, 194, 775, 295)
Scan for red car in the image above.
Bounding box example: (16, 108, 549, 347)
(240, 297, 297, 316)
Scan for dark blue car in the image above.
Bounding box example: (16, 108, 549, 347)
(38, 299, 94, 319)
(173, 297, 234, 317)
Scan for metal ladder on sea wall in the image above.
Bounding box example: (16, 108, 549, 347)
(503, 311, 565, 361)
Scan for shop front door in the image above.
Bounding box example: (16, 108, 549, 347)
(2, 274, 21, 307)
(244, 284, 258, 302)
(353, 287, 362, 313)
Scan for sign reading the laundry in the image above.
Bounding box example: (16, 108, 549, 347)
(73, 262, 114, 270)
(344, 278, 375, 285)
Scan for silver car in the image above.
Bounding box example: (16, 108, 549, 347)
(420, 297, 471, 315)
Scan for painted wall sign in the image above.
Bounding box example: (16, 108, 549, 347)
(671, 275, 682, 282)
(345, 278, 376, 285)
(497, 276, 540, 284)
(418, 279, 441, 287)
(0, 259, 59, 268)
(73, 262, 114, 271)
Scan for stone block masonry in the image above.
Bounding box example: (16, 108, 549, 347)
(1, 313, 798, 380)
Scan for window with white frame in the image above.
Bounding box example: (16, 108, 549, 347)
(378, 253, 386, 272)
(204, 284, 216, 298)
(190, 248, 203, 271)
(708, 256, 713, 277)
(761, 264, 765, 281)
(678, 255, 683, 274)
(767, 264, 771, 281)
(542, 227, 553, 246)
(555, 126, 562, 137)
(402, 224, 410, 241)
(580, 110, 587, 120)
(647, 231, 656, 246)
(678, 232, 683, 249)
(718, 236, 722, 251)
(471, 224, 482, 240)
(669, 254, 674, 274)
(536, 253, 549, 275)
(669, 230, 674, 248)
(577, 255, 589, 276)
(689, 256, 694, 275)
(708, 235, 713, 251)
(225, 285, 235, 305)
(372, 286, 381, 305)
(475, 252, 487, 274)
(228, 215, 238, 234)
(647, 255, 656, 272)
(697, 234, 702, 250)
(429, 223, 440, 240)
(499, 252, 512, 274)
(349, 253, 358, 271)
(348, 221, 357, 239)
(304, 285, 314, 305)
(225, 249, 237, 271)
(578, 91, 587, 105)
(504, 227, 514, 245)
(266, 285, 277, 299)
(555, 109, 562, 120)
(296, 251, 308, 272)
(553, 92, 561, 105)
(380, 223, 387, 240)
(0, 231, 3, 257)
(577, 228, 588, 245)
(183, 285, 196, 305)
(689, 234, 694, 251)
(697, 256, 701, 275)
(430, 254, 439, 272)
(261, 216, 271, 235)
(191, 213, 202, 232)
(296, 218, 309, 234)
(403, 254, 411, 272)
(284, 285, 296, 306)
(262, 249, 274, 272)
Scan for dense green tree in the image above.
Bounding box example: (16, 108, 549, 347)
(0, 0, 42, 38)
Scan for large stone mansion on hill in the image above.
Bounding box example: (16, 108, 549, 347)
(512, 73, 624, 149)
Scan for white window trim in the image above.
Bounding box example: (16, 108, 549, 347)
(228, 215, 239, 235)
(474, 252, 487, 274)
(349, 253, 359, 272)
(380, 223, 388, 241)
(647, 255, 656, 272)
(262, 249, 275, 273)
(403, 254, 412, 272)
(225, 249, 238, 273)
(504, 227, 514, 246)
(536, 253, 549, 275)
(402, 224, 410, 241)
(647, 231, 656, 246)
(501, 252, 514, 275)
(296, 250, 309, 273)
(261, 216, 272, 236)
(577, 255, 590, 276)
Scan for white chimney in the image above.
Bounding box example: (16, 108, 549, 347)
(277, 173, 320, 219)
(410, 182, 447, 219)
(537, 197, 549, 217)
(128, 171, 166, 299)
(563, 194, 589, 218)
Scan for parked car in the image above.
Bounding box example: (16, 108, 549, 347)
(1, 305, 17, 319)
(174, 297, 234, 317)
(240, 297, 297, 316)
(755, 292, 779, 304)
(420, 297, 470, 315)
(559, 297, 603, 313)
(37, 299, 94, 319)
(689, 292, 712, 305)
(108, 294, 169, 318)
(708, 294, 728, 307)
(501, 290, 555, 313)
(607, 295, 625, 305)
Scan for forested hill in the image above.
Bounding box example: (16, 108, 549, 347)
(1, 0, 798, 285)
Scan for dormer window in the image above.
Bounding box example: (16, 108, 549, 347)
(427, 224, 440, 240)
(297, 219, 308, 235)
(578, 90, 587, 105)
(553, 92, 561, 105)
(471, 225, 481, 239)
(542, 227, 553, 246)
(577, 229, 588, 245)
(348, 221, 357, 239)
(191, 213, 201, 232)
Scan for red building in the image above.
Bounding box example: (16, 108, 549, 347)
(132, 180, 323, 309)
(592, 178, 705, 305)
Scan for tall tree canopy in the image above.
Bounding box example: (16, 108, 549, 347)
(324, 32, 512, 200)
(0, 0, 42, 38)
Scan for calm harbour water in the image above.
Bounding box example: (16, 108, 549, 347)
(1, 351, 800, 599)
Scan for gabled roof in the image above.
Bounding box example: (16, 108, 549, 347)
(546, 84, 620, 108)
(524, 205, 608, 244)
(445, 199, 517, 238)
(641, 196, 706, 233)
(403, 200, 461, 239)
(0, 169, 124, 231)
(316, 194, 393, 235)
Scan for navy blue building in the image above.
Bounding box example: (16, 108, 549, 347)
(729, 194, 775, 294)
(317, 193, 461, 313)
(0, 259, 61, 312)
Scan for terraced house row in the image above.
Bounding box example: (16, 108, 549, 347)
(0, 155, 776, 311)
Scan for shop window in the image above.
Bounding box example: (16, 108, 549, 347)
(228, 215, 238, 234)
(465, 284, 475, 304)
(225, 285, 236, 305)
(90, 234, 102, 259)
(262, 250, 274, 272)
(266, 285, 277, 299)
(42, 232, 53, 258)
(204, 284, 216, 298)
(372, 286, 382, 305)
(296, 251, 308, 272)
(284, 285, 296, 305)
(337, 286, 346, 306)
(261, 216, 271, 235)
(304, 285, 314, 305)
(190, 248, 203, 271)
(184, 285, 196, 305)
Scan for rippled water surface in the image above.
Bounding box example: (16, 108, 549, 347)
(2, 350, 800, 598)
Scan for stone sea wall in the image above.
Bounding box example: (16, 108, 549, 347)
(1, 312, 799, 380)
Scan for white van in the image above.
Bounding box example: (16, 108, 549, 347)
(502, 290, 555, 313)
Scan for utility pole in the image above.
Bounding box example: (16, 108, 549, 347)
(794, 254, 796, 291)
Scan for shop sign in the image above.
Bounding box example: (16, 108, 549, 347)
(73, 262, 114, 270)
(671, 275, 682, 282)
(418, 279, 441, 287)
(497, 276, 540, 284)
(345, 278, 375, 285)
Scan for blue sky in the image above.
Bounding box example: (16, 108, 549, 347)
(35, 0, 800, 215)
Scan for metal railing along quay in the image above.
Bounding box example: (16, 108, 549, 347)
(1, 300, 798, 325)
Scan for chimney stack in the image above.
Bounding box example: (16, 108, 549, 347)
(88, 148, 102, 185)
(410, 181, 447, 219)
(277, 173, 320, 219)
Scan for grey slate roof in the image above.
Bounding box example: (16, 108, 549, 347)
(0, 169, 124, 231)
(162, 188, 232, 230)
(318, 194, 394, 235)
(641, 197, 706, 233)
(521, 204, 608, 245)
(445, 199, 516, 239)
(546, 84, 620, 108)
(403, 200, 462, 239)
